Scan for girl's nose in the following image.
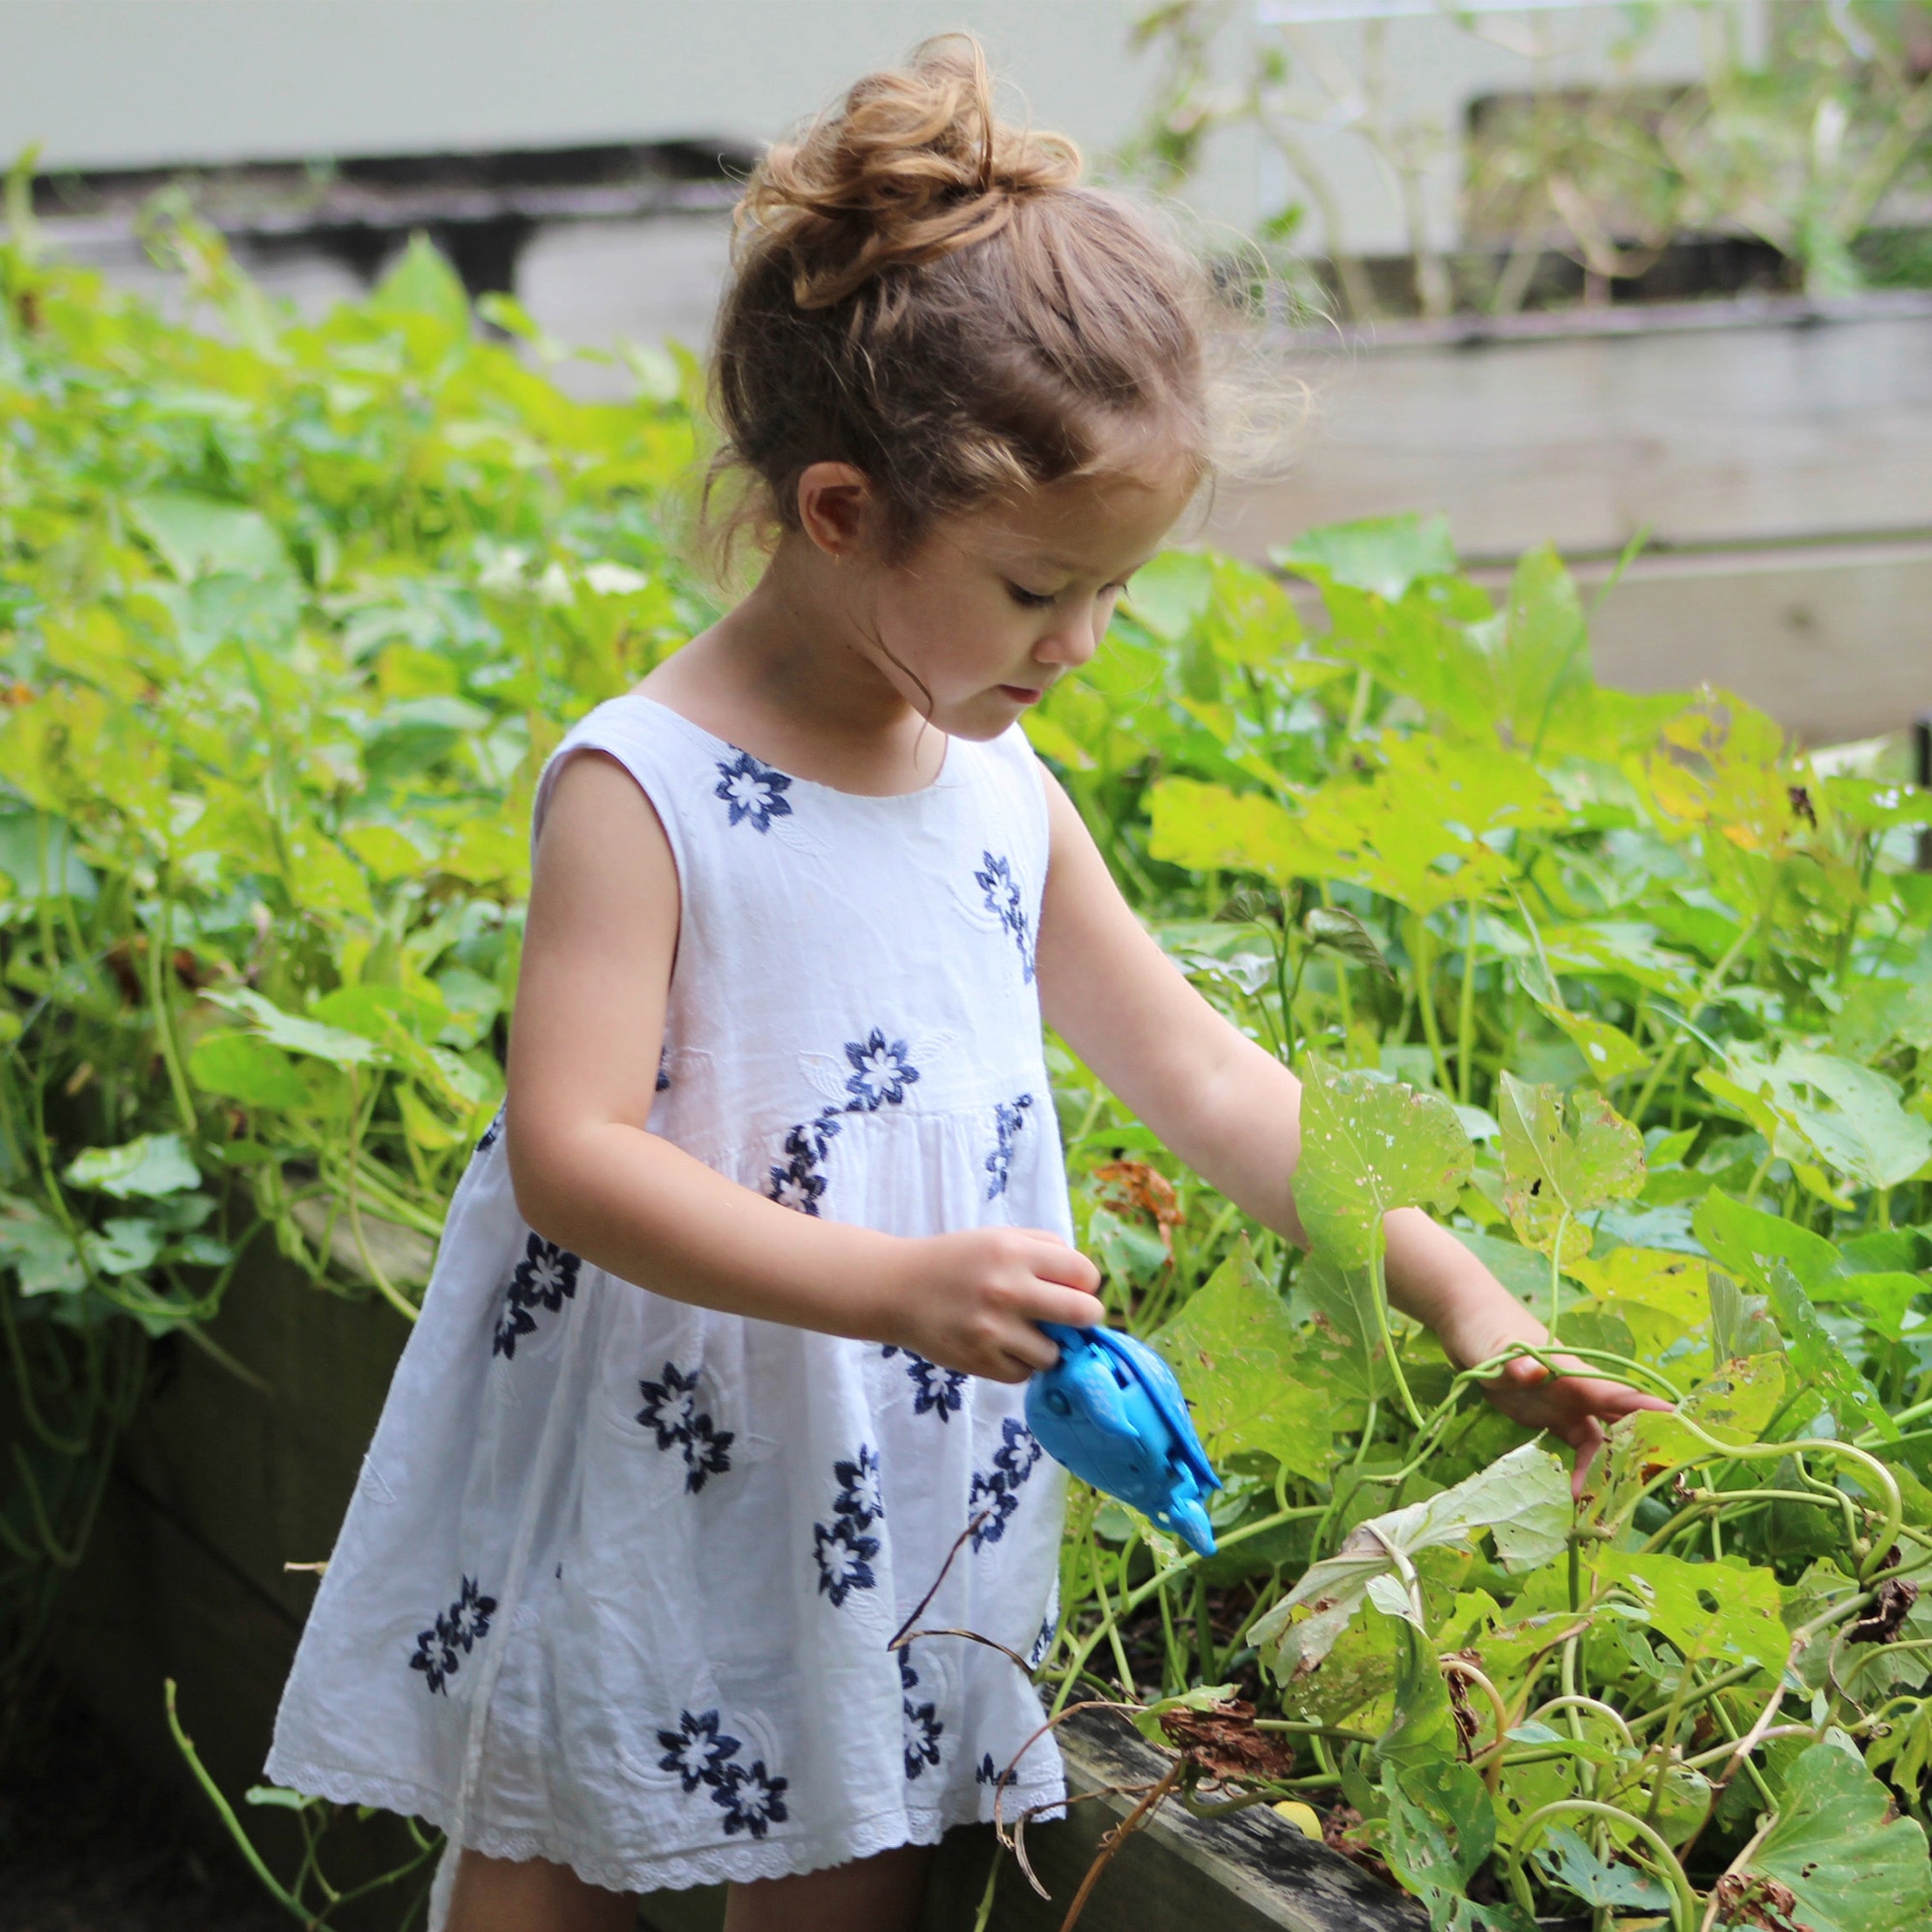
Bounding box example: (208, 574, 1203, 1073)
(1039, 603, 1105, 669)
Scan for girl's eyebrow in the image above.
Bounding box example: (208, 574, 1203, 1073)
(1018, 550, 1157, 579)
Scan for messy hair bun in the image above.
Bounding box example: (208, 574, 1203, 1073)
(708, 35, 1215, 560)
(742, 39, 1081, 310)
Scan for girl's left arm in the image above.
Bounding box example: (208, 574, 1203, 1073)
(1033, 771, 1666, 1487)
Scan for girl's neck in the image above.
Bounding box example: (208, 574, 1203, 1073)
(638, 537, 949, 797)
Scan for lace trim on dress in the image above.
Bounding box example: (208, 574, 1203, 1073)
(265, 1749, 1065, 1900)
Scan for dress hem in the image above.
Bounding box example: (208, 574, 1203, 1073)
(263, 1748, 1066, 1894)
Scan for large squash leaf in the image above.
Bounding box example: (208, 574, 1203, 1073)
(1154, 1238, 1334, 1481)
(1741, 1741, 1932, 1932)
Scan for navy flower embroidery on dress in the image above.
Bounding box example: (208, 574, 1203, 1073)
(657, 1708, 742, 1793)
(833, 1444, 884, 1524)
(975, 1751, 1019, 1790)
(714, 751, 793, 833)
(766, 1113, 841, 1215)
(714, 1759, 790, 1837)
(408, 1576, 497, 1695)
(636, 1362, 735, 1492)
(842, 1031, 921, 1111)
(655, 1708, 790, 1838)
(1027, 1606, 1059, 1670)
(655, 1046, 671, 1093)
(475, 1106, 504, 1155)
(975, 851, 1036, 982)
(969, 1417, 1045, 1549)
(984, 1093, 1035, 1199)
(812, 1441, 882, 1607)
(813, 1518, 878, 1605)
(899, 1648, 944, 1780)
(492, 1234, 582, 1358)
(766, 1029, 922, 1217)
(880, 1347, 967, 1420)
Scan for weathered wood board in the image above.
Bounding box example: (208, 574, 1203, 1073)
(1578, 538, 1932, 748)
(1206, 293, 1932, 564)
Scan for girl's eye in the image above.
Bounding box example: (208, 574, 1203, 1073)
(1006, 582, 1057, 611)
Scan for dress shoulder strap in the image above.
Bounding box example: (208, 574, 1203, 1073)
(530, 691, 715, 883)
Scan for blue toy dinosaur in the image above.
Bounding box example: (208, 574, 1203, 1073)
(1025, 1323, 1222, 1555)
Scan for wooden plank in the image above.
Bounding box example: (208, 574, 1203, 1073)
(1204, 300, 1932, 562)
(1576, 539, 1932, 746)
(639, 1709, 1424, 1932)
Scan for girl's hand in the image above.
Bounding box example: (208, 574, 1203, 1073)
(887, 1227, 1105, 1383)
(1472, 1350, 1673, 1497)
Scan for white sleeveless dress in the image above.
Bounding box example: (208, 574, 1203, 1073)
(266, 693, 1071, 1901)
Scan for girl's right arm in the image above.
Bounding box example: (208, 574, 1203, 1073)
(503, 751, 1104, 1382)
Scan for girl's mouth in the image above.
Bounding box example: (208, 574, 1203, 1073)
(997, 684, 1044, 704)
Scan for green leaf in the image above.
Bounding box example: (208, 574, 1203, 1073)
(0, 810, 97, 901)
(1702, 1045, 1932, 1191)
(1154, 1237, 1335, 1479)
(1252, 1444, 1569, 1674)
(188, 1032, 307, 1110)
(1378, 1630, 1507, 1919)
(1377, 1620, 1463, 1773)
(127, 490, 294, 582)
(63, 1132, 201, 1199)
(368, 232, 470, 337)
(1303, 904, 1396, 982)
(204, 986, 381, 1065)
(83, 1216, 162, 1276)
(1762, 1260, 1898, 1441)
(1597, 1550, 1786, 1675)
(1480, 541, 1593, 753)
(1497, 1073, 1644, 1262)
(1530, 1826, 1672, 1911)
(1290, 1252, 1392, 1404)
(0, 1196, 85, 1296)
(1540, 1004, 1649, 1083)
(1743, 1741, 1932, 1932)
(1778, 1049, 1932, 1190)
(1694, 1189, 1840, 1298)
(1295, 1065, 1474, 1272)
(1273, 512, 1458, 602)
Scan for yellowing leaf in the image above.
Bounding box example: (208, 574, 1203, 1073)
(1148, 779, 1317, 883)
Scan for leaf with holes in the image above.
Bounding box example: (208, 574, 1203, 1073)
(1498, 1073, 1645, 1263)
(1294, 1064, 1473, 1272)
(1741, 1741, 1932, 1932)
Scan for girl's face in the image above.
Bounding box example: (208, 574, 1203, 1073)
(853, 447, 1197, 742)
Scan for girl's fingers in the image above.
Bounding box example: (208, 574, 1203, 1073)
(1036, 1285, 1107, 1330)
(1021, 1234, 1102, 1295)
(1570, 1418, 1606, 1497)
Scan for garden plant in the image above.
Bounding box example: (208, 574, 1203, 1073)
(1127, 0, 1932, 316)
(6, 186, 1932, 1930)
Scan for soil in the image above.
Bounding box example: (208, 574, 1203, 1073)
(0, 1684, 287, 1932)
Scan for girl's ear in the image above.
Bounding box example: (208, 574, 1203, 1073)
(794, 462, 878, 563)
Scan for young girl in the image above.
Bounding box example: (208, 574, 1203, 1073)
(267, 39, 1662, 1932)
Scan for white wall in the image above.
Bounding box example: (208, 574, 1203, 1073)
(2, 0, 1708, 254)
(3, 2, 1251, 207)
